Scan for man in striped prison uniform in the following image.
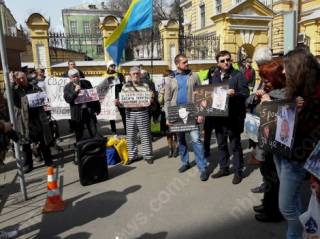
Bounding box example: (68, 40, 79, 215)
(121, 66, 153, 164)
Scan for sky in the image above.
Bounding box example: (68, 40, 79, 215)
(5, 0, 102, 32)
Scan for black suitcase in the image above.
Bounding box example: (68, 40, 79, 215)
(76, 138, 108, 186)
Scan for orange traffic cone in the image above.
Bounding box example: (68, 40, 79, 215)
(42, 167, 65, 213)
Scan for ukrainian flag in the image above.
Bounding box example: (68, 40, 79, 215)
(104, 0, 153, 65)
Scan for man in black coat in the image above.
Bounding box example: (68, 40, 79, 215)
(64, 69, 101, 142)
(12, 71, 53, 173)
(210, 51, 249, 184)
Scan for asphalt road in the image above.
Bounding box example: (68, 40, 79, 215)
(0, 119, 286, 239)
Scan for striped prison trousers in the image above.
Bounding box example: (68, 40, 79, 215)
(126, 109, 153, 161)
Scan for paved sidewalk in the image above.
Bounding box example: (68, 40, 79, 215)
(0, 120, 286, 239)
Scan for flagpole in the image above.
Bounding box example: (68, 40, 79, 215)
(151, 28, 154, 79)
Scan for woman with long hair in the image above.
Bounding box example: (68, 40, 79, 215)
(247, 58, 285, 223)
(273, 48, 320, 239)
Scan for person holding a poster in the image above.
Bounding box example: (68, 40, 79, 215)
(63, 69, 101, 142)
(247, 56, 286, 223)
(209, 50, 249, 184)
(270, 48, 320, 239)
(103, 60, 126, 134)
(12, 71, 54, 173)
(164, 54, 209, 181)
(121, 66, 154, 164)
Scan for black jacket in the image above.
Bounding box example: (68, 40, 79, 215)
(12, 83, 53, 144)
(63, 79, 101, 122)
(209, 66, 249, 133)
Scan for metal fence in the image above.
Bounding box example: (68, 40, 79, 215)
(179, 34, 220, 60)
(46, 32, 220, 62)
(48, 32, 104, 61)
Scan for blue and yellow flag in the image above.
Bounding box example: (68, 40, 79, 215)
(104, 0, 153, 65)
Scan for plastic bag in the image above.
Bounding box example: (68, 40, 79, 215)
(107, 136, 128, 165)
(300, 191, 320, 238)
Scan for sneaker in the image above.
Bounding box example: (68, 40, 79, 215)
(200, 170, 209, 181)
(178, 164, 190, 173)
(232, 174, 243, 185)
(211, 169, 230, 179)
(0, 229, 18, 239)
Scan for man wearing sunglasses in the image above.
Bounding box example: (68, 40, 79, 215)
(210, 50, 249, 184)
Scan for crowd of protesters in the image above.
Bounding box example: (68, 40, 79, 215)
(1, 46, 320, 239)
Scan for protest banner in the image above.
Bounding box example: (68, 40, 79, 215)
(168, 104, 198, 132)
(45, 76, 117, 120)
(27, 92, 49, 108)
(194, 83, 229, 116)
(119, 91, 152, 108)
(45, 77, 70, 119)
(74, 88, 99, 104)
(258, 99, 297, 158)
(304, 141, 320, 180)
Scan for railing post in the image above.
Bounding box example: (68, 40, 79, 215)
(26, 13, 51, 75)
(159, 20, 179, 69)
(100, 16, 120, 63)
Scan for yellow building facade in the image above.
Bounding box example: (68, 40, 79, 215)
(181, 0, 274, 62)
(181, 0, 320, 58)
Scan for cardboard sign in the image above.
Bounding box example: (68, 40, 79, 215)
(194, 83, 229, 116)
(304, 141, 320, 180)
(168, 104, 198, 133)
(27, 92, 49, 108)
(119, 91, 152, 108)
(258, 100, 297, 158)
(244, 113, 260, 143)
(74, 88, 99, 104)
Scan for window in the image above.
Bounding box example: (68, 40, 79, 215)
(200, 4, 205, 28)
(96, 45, 104, 55)
(83, 21, 90, 34)
(70, 21, 77, 34)
(216, 0, 222, 14)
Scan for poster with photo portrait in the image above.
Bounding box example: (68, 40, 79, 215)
(258, 100, 297, 158)
(194, 83, 229, 116)
(168, 104, 198, 132)
(304, 141, 320, 180)
(244, 113, 260, 143)
(275, 104, 296, 148)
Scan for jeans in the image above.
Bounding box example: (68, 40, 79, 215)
(214, 123, 244, 176)
(274, 155, 307, 239)
(178, 129, 207, 173)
